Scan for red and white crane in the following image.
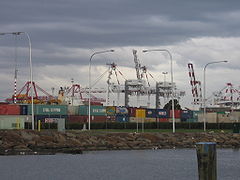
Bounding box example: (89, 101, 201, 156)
(187, 63, 202, 105)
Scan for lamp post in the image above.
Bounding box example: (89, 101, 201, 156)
(88, 50, 114, 130)
(0, 32, 34, 130)
(143, 49, 175, 133)
(203, 60, 228, 131)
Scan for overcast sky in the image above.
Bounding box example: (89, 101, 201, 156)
(1, 0, 240, 108)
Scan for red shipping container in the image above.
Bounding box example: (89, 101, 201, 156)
(106, 116, 116, 122)
(0, 104, 20, 115)
(128, 107, 145, 117)
(91, 115, 107, 123)
(157, 118, 169, 122)
(169, 110, 181, 118)
(128, 107, 137, 117)
(68, 115, 87, 123)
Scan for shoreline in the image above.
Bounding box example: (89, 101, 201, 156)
(0, 130, 240, 155)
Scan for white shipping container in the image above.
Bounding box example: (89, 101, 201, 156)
(0, 115, 27, 129)
(198, 112, 217, 123)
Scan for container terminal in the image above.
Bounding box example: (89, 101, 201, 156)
(0, 50, 240, 130)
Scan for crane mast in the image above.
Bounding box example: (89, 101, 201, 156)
(133, 49, 141, 80)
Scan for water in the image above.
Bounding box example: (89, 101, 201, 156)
(0, 149, 239, 180)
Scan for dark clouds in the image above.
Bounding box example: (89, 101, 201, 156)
(2, 0, 240, 49)
(1, 0, 240, 104)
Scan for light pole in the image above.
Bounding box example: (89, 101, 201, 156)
(143, 49, 176, 133)
(0, 32, 34, 130)
(203, 60, 228, 131)
(88, 49, 114, 130)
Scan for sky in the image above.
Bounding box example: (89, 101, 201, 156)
(0, 0, 240, 109)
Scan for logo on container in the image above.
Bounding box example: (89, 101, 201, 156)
(158, 111, 166, 116)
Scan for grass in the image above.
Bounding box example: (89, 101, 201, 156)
(81, 129, 232, 133)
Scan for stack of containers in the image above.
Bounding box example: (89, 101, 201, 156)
(28, 104, 68, 124)
(156, 109, 169, 122)
(145, 109, 156, 122)
(106, 106, 116, 122)
(0, 104, 25, 129)
(128, 107, 145, 123)
(191, 110, 201, 122)
(181, 110, 193, 122)
(116, 107, 129, 122)
(169, 110, 181, 122)
(78, 105, 106, 123)
(68, 105, 85, 123)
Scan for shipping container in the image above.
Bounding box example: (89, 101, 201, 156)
(145, 118, 156, 123)
(157, 118, 169, 122)
(145, 109, 157, 118)
(129, 117, 145, 123)
(128, 107, 137, 117)
(156, 109, 168, 118)
(79, 105, 106, 116)
(35, 115, 67, 123)
(169, 110, 181, 118)
(136, 109, 146, 118)
(181, 110, 193, 119)
(193, 111, 201, 119)
(106, 106, 116, 116)
(20, 105, 28, 115)
(91, 115, 107, 123)
(168, 118, 181, 123)
(128, 107, 146, 117)
(229, 111, 240, 122)
(186, 118, 198, 122)
(68, 106, 79, 115)
(68, 115, 87, 123)
(116, 107, 128, 115)
(0, 104, 20, 115)
(116, 115, 129, 122)
(198, 112, 217, 123)
(28, 105, 68, 115)
(0, 115, 26, 129)
(106, 115, 116, 122)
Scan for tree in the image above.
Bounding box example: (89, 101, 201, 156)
(163, 99, 181, 110)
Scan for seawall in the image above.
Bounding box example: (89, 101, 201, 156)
(0, 130, 239, 155)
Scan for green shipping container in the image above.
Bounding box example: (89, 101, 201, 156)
(28, 105, 68, 115)
(193, 111, 201, 119)
(79, 105, 106, 116)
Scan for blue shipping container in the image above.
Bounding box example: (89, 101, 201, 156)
(116, 115, 129, 122)
(116, 107, 128, 115)
(145, 109, 156, 118)
(181, 110, 193, 119)
(20, 105, 28, 115)
(156, 109, 168, 118)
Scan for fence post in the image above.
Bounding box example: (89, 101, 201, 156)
(196, 142, 217, 180)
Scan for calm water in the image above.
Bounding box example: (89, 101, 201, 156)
(0, 149, 239, 180)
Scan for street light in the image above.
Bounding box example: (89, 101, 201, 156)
(88, 49, 114, 130)
(143, 49, 176, 133)
(203, 60, 228, 131)
(0, 32, 34, 130)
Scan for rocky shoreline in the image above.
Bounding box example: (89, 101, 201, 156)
(0, 130, 239, 155)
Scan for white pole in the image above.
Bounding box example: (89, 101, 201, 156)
(24, 32, 34, 130)
(143, 49, 175, 133)
(203, 60, 228, 131)
(88, 50, 114, 130)
(0, 32, 34, 130)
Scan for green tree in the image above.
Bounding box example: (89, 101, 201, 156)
(163, 99, 181, 110)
